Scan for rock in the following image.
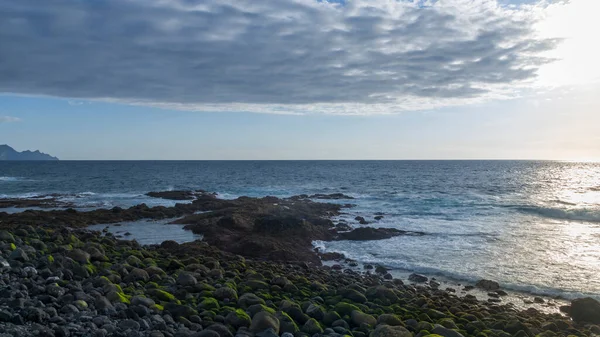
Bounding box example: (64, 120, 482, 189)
(342, 289, 367, 303)
(9, 248, 28, 262)
(408, 273, 428, 283)
(370, 325, 412, 337)
(305, 303, 325, 320)
(192, 330, 220, 337)
(165, 303, 198, 318)
(302, 318, 324, 335)
(249, 311, 279, 334)
(255, 328, 278, 337)
(0, 231, 15, 243)
(475, 279, 500, 291)
(351, 310, 377, 327)
(177, 272, 198, 286)
(320, 252, 345, 261)
(570, 297, 600, 324)
(377, 314, 403, 326)
(308, 193, 354, 200)
(335, 227, 422, 241)
(238, 293, 265, 308)
(118, 319, 141, 331)
(125, 268, 150, 282)
(68, 249, 91, 264)
(131, 296, 156, 307)
(431, 325, 465, 337)
(225, 309, 251, 328)
(355, 216, 369, 225)
(214, 286, 237, 301)
(86, 247, 108, 261)
(0, 310, 13, 322)
(206, 323, 234, 337)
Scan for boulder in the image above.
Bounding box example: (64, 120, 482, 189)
(214, 286, 238, 300)
(302, 318, 324, 335)
(177, 272, 198, 286)
(431, 324, 465, 337)
(9, 248, 28, 262)
(475, 279, 500, 291)
(250, 311, 279, 334)
(335, 227, 422, 241)
(125, 268, 149, 282)
(570, 297, 600, 324)
(351, 310, 377, 327)
(68, 249, 90, 264)
(370, 325, 412, 337)
(408, 273, 428, 283)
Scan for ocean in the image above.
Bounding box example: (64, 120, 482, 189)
(2, 160, 600, 302)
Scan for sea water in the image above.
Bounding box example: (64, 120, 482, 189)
(1, 160, 599, 301)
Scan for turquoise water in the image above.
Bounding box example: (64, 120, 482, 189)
(1, 160, 600, 299)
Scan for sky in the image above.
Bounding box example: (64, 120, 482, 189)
(0, 0, 599, 160)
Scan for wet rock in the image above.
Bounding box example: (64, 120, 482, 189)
(335, 227, 422, 241)
(570, 297, 600, 324)
(355, 216, 369, 225)
(408, 273, 428, 283)
(475, 279, 500, 291)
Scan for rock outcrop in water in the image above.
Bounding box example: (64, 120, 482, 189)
(0, 144, 58, 160)
(0, 190, 422, 264)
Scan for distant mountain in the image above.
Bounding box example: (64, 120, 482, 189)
(0, 145, 59, 161)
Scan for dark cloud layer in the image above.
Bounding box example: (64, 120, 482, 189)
(0, 0, 556, 113)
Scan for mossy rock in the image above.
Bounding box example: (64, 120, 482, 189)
(324, 311, 342, 326)
(250, 311, 280, 334)
(199, 298, 220, 310)
(148, 289, 179, 303)
(225, 308, 252, 328)
(377, 314, 404, 326)
(302, 318, 323, 335)
(245, 280, 269, 291)
(335, 302, 361, 316)
(248, 304, 276, 317)
(106, 290, 131, 304)
(351, 310, 376, 327)
(276, 311, 300, 334)
(238, 293, 266, 308)
(438, 318, 458, 329)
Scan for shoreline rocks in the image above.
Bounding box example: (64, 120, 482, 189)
(0, 228, 594, 337)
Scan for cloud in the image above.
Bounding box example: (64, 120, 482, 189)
(0, 0, 559, 114)
(0, 116, 21, 123)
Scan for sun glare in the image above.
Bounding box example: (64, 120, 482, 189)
(536, 0, 600, 87)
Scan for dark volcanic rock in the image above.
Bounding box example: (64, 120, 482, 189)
(146, 190, 215, 200)
(309, 193, 354, 200)
(570, 297, 600, 324)
(476, 279, 500, 291)
(408, 273, 428, 283)
(333, 227, 424, 241)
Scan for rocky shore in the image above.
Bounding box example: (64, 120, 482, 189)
(0, 191, 419, 264)
(1, 190, 600, 337)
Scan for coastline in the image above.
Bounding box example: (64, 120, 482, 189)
(1, 190, 600, 336)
